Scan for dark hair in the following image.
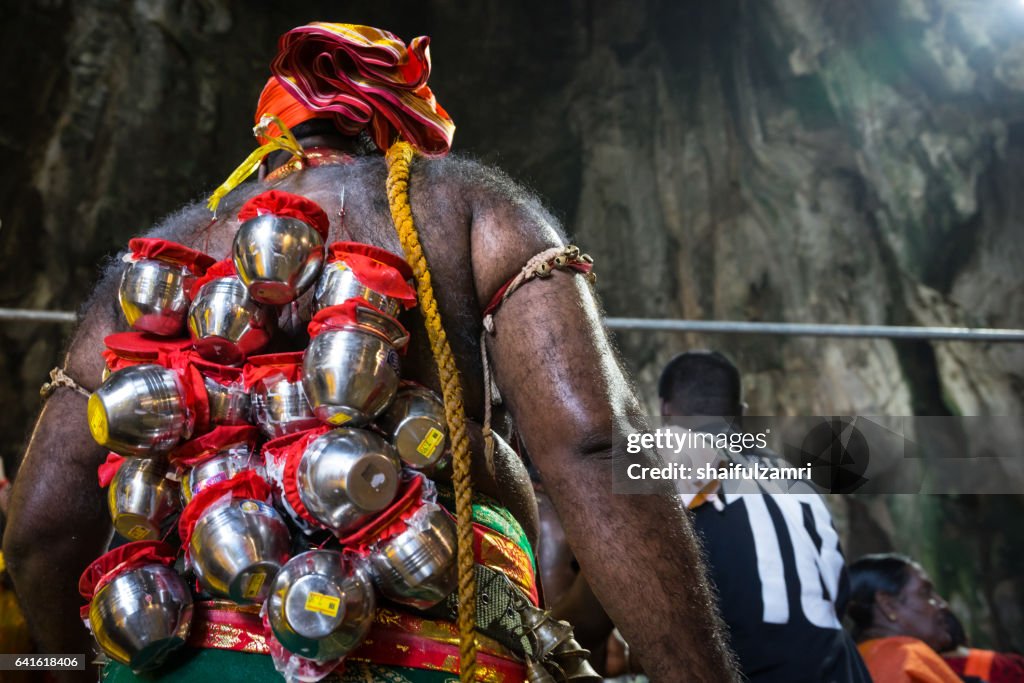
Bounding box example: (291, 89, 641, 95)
(658, 350, 742, 416)
(847, 553, 914, 640)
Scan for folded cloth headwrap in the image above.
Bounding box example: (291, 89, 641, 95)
(255, 76, 333, 142)
(269, 22, 455, 156)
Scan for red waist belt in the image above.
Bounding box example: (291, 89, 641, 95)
(188, 602, 525, 682)
(187, 521, 534, 681)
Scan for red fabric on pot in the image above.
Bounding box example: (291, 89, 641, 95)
(334, 474, 425, 552)
(237, 190, 330, 240)
(102, 333, 193, 373)
(306, 300, 408, 349)
(96, 453, 126, 488)
(242, 351, 304, 390)
(269, 427, 332, 529)
(168, 425, 260, 469)
(78, 540, 177, 602)
(325, 242, 416, 306)
(128, 238, 216, 275)
(188, 259, 238, 300)
(177, 469, 272, 550)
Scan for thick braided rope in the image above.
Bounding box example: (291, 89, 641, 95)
(385, 141, 478, 682)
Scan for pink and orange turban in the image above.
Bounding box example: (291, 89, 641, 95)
(255, 22, 455, 156)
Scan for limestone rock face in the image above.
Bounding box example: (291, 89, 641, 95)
(1, 0, 1021, 649)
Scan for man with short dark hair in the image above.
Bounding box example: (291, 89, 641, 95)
(659, 350, 870, 683)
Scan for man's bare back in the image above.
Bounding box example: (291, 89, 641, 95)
(164, 157, 543, 541)
(5, 149, 739, 682)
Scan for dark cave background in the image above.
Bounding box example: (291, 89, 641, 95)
(1, 0, 1022, 650)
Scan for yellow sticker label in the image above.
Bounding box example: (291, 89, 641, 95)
(327, 412, 351, 426)
(243, 572, 266, 599)
(87, 394, 109, 445)
(416, 428, 445, 457)
(126, 525, 152, 540)
(304, 591, 340, 617)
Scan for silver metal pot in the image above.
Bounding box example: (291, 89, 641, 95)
(252, 381, 319, 439)
(188, 498, 291, 604)
(108, 457, 180, 541)
(232, 214, 325, 305)
(188, 277, 271, 364)
(368, 506, 457, 609)
(302, 320, 403, 427)
(88, 564, 193, 672)
(312, 260, 403, 317)
(88, 364, 192, 456)
(267, 550, 376, 661)
(118, 258, 194, 336)
(296, 429, 401, 535)
(180, 447, 262, 505)
(203, 376, 252, 426)
(376, 386, 448, 470)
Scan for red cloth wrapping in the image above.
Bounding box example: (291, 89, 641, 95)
(161, 351, 213, 437)
(270, 429, 422, 543)
(102, 333, 193, 373)
(334, 474, 425, 551)
(237, 190, 330, 241)
(178, 469, 272, 550)
(269, 23, 455, 156)
(188, 259, 238, 300)
(128, 238, 216, 274)
(189, 356, 245, 384)
(242, 351, 304, 390)
(266, 427, 332, 528)
(143, 350, 244, 439)
(97, 453, 125, 488)
(79, 540, 177, 602)
(326, 242, 416, 307)
(307, 300, 409, 349)
(168, 425, 260, 468)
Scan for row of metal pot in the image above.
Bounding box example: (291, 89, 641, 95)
(88, 492, 457, 673)
(119, 191, 415, 366)
(92, 357, 447, 463)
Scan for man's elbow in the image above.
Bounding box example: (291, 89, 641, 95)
(570, 431, 618, 463)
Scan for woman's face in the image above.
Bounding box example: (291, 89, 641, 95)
(889, 564, 952, 651)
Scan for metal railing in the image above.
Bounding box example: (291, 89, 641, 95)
(2, 308, 1023, 342)
(603, 318, 1024, 342)
(0, 308, 77, 324)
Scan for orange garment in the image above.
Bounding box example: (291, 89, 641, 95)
(254, 77, 333, 142)
(965, 649, 997, 680)
(858, 637, 963, 683)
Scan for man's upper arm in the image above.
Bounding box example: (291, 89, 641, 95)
(467, 167, 634, 459)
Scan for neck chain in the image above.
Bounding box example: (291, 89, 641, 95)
(264, 147, 355, 183)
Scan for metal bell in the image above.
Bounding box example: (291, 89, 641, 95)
(518, 605, 574, 660)
(547, 640, 602, 682)
(526, 659, 559, 683)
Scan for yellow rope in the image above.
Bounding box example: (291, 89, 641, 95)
(385, 141, 478, 682)
(206, 114, 306, 215)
